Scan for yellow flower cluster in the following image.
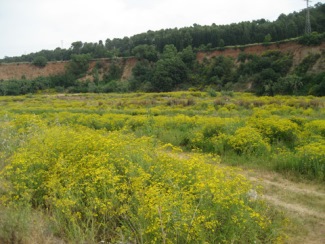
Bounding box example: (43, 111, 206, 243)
(1, 125, 280, 243)
(248, 115, 299, 145)
(228, 127, 271, 155)
(1, 91, 323, 241)
(295, 142, 325, 179)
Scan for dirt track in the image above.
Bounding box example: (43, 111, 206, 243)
(243, 169, 325, 244)
(168, 151, 325, 243)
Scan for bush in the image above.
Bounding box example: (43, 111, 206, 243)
(228, 127, 271, 155)
(305, 120, 325, 137)
(295, 53, 321, 75)
(67, 54, 91, 77)
(32, 56, 47, 67)
(0, 80, 21, 95)
(1, 126, 285, 243)
(276, 142, 325, 181)
(295, 142, 325, 180)
(249, 116, 299, 147)
(298, 32, 325, 46)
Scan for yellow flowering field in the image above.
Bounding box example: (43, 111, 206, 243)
(0, 91, 324, 242)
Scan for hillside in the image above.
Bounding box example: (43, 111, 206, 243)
(0, 58, 138, 81)
(0, 40, 324, 81)
(197, 41, 325, 70)
(0, 61, 67, 80)
(0, 38, 324, 96)
(0, 2, 324, 96)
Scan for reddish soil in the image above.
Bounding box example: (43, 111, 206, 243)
(121, 57, 137, 80)
(0, 58, 139, 81)
(197, 42, 325, 69)
(0, 61, 67, 80)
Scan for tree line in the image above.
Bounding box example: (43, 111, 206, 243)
(0, 3, 324, 96)
(1, 38, 324, 96)
(1, 2, 324, 63)
(129, 42, 325, 96)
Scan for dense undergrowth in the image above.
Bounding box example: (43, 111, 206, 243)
(0, 91, 324, 243)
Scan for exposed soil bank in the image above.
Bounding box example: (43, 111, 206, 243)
(0, 41, 324, 81)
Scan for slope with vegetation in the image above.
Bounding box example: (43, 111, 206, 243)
(0, 3, 324, 96)
(0, 36, 324, 96)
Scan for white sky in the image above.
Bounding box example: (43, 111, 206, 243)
(0, 0, 323, 58)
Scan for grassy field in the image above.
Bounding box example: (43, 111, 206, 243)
(0, 91, 324, 243)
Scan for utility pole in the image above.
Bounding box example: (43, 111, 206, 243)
(305, 0, 312, 35)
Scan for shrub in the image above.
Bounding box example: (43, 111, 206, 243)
(206, 87, 217, 97)
(304, 120, 325, 137)
(249, 116, 299, 147)
(0, 206, 32, 243)
(67, 54, 91, 77)
(1, 126, 285, 243)
(276, 142, 325, 181)
(228, 127, 271, 155)
(32, 56, 47, 68)
(295, 142, 325, 180)
(295, 53, 321, 75)
(298, 32, 325, 46)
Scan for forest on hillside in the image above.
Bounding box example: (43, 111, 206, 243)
(0, 3, 324, 96)
(1, 2, 324, 63)
(1, 37, 324, 97)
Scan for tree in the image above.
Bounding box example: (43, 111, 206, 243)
(103, 62, 123, 83)
(67, 54, 91, 77)
(178, 45, 196, 68)
(71, 41, 83, 54)
(132, 44, 158, 62)
(32, 56, 48, 67)
(130, 60, 155, 91)
(275, 75, 303, 95)
(93, 40, 107, 58)
(264, 34, 272, 44)
(152, 45, 188, 92)
(161, 44, 178, 59)
(218, 39, 225, 48)
(308, 72, 325, 96)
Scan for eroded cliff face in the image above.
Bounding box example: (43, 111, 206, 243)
(196, 42, 325, 72)
(0, 57, 138, 81)
(0, 61, 67, 80)
(0, 41, 324, 81)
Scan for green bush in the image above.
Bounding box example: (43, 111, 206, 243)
(32, 56, 48, 67)
(298, 32, 325, 46)
(275, 142, 325, 181)
(295, 53, 321, 75)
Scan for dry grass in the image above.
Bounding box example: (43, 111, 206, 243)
(243, 169, 325, 244)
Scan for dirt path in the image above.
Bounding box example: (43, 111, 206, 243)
(241, 169, 325, 244)
(167, 151, 325, 243)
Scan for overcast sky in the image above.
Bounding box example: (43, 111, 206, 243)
(0, 0, 323, 59)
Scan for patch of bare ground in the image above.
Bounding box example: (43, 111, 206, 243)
(241, 169, 325, 244)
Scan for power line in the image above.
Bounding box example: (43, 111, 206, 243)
(305, 0, 312, 34)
